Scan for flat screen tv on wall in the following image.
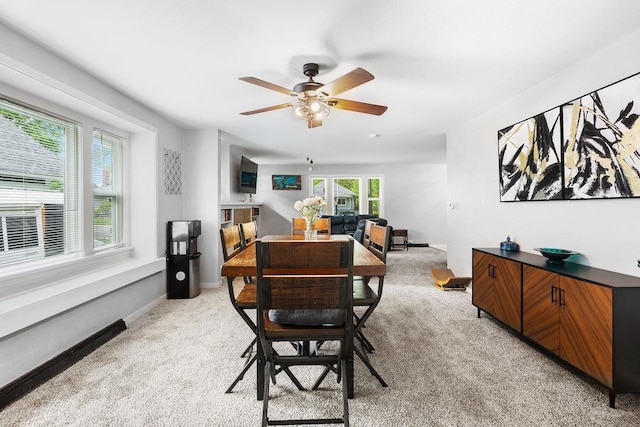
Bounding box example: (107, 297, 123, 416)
(239, 156, 258, 194)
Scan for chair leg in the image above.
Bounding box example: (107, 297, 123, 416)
(354, 342, 387, 387)
(353, 305, 377, 351)
(225, 353, 257, 393)
(262, 361, 271, 427)
(241, 337, 257, 358)
(341, 358, 350, 427)
(356, 330, 375, 353)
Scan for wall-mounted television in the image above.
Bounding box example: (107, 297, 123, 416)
(238, 155, 258, 194)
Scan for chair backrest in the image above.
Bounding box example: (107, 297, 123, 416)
(239, 221, 258, 247)
(361, 220, 375, 249)
(256, 239, 354, 338)
(291, 217, 331, 235)
(220, 225, 244, 261)
(368, 223, 391, 263)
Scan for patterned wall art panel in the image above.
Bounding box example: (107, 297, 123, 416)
(272, 174, 302, 190)
(498, 108, 563, 201)
(164, 148, 182, 195)
(562, 73, 640, 199)
(499, 71, 640, 201)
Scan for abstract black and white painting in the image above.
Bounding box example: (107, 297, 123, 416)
(499, 71, 640, 202)
(562, 72, 640, 199)
(498, 108, 563, 201)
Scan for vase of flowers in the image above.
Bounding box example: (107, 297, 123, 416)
(294, 196, 326, 239)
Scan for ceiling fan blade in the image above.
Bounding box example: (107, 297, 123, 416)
(308, 119, 323, 128)
(240, 102, 293, 115)
(328, 98, 388, 115)
(320, 68, 374, 97)
(239, 77, 298, 96)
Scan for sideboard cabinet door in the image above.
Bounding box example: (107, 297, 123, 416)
(523, 265, 560, 354)
(472, 250, 522, 332)
(559, 276, 613, 388)
(472, 250, 495, 315)
(493, 256, 521, 331)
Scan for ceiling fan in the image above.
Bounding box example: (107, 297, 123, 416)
(239, 63, 387, 128)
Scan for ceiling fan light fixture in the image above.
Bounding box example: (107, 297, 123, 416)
(293, 96, 330, 121)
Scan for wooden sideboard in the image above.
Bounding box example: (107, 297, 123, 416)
(472, 248, 640, 408)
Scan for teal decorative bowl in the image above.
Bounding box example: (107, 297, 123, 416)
(533, 247, 578, 264)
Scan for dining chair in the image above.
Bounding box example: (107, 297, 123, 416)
(222, 223, 252, 286)
(220, 226, 303, 394)
(313, 221, 389, 391)
(239, 220, 258, 247)
(220, 225, 257, 391)
(220, 224, 244, 261)
(361, 219, 374, 249)
(256, 238, 354, 426)
(351, 222, 390, 387)
(239, 221, 258, 284)
(291, 217, 331, 235)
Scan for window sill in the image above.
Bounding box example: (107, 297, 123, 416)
(0, 255, 165, 338)
(1, 247, 134, 296)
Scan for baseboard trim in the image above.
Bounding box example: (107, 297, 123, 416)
(0, 319, 126, 410)
(408, 243, 430, 247)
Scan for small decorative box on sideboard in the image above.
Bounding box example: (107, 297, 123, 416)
(472, 248, 640, 408)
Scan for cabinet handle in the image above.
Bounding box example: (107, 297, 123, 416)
(493, 265, 497, 279)
(551, 285, 557, 304)
(487, 265, 493, 278)
(559, 288, 565, 307)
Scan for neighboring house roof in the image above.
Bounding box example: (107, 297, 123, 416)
(334, 184, 356, 198)
(0, 115, 63, 179)
(313, 181, 356, 198)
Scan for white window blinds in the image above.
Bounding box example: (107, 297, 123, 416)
(0, 98, 79, 267)
(93, 129, 124, 249)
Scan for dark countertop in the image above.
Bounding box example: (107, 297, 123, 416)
(473, 248, 640, 288)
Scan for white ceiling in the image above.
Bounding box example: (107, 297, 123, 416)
(2, 0, 640, 165)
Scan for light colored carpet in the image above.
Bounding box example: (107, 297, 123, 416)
(3, 248, 640, 426)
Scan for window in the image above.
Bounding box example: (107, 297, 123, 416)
(0, 96, 128, 272)
(310, 175, 384, 216)
(93, 129, 124, 249)
(0, 97, 78, 267)
(312, 178, 326, 199)
(333, 178, 360, 215)
(367, 177, 381, 216)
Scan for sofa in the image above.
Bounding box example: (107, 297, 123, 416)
(321, 214, 378, 236)
(321, 214, 392, 249)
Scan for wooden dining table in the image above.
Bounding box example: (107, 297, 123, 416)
(221, 234, 386, 400)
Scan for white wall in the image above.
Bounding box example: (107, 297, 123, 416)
(447, 27, 640, 278)
(183, 129, 220, 286)
(254, 163, 448, 246)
